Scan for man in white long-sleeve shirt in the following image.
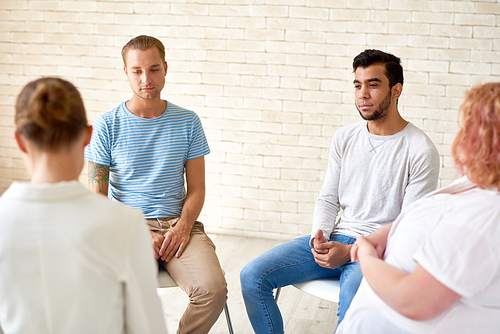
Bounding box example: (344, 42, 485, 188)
(240, 49, 440, 334)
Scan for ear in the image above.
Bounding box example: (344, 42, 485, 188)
(83, 125, 93, 147)
(123, 64, 128, 76)
(392, 83, 403, 100)
(164, 61, 168, 77)
(14, 132, 28, 154)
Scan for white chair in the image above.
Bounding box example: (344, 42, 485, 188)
(274, 277, 341, 304)
(157, 268, 234, 334)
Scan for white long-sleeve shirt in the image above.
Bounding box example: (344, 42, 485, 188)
(311, 121, 440, 240)
(0, 181, 167, 334)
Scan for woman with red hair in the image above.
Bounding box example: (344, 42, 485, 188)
(338, 82, 500, 334)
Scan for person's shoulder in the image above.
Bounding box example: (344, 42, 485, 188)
(91, 103, 127, 131)
(444, 181, 500, 226)
(403, 123, 438, 152)
(403, 123, 431, 140)
(97, 102, 127, 121)
(164, 101, 204, 130)
(335, 120, 366, 139)
(166, 101, 196, 116)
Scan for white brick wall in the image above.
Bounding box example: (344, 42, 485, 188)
(1, 0, 499, 240)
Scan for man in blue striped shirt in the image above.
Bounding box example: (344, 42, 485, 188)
(85, 35, 227, 334)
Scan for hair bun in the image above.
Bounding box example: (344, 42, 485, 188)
(28, 80, 72, 128)
(15, 77, 88, 150)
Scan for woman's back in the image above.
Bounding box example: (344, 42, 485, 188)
(0, 181, 166, 334)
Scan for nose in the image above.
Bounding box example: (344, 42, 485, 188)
(358, 85, 369, 100)
(141, 72, 152, 85)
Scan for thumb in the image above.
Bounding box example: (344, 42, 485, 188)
(315, 229, 326, 242)
(316, 229, 323, 238)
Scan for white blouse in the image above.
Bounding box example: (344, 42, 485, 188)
(339, 177, 500, 334)
(0, 181, 167, 334)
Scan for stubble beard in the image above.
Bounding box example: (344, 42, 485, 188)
(356, 91, 392, 121)
(137, 89, 160, 101)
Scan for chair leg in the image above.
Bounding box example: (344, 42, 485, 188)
(223, 301, 234, 334)
(274, 287, 281, 301)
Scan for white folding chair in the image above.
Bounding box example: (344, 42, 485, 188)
(274, 277, 341, 304)
(157, 268, 234, 334)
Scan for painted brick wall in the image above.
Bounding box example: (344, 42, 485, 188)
(1, 0, 499, 240)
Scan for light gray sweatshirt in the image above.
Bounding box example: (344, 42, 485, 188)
(311, 121, 440, 240)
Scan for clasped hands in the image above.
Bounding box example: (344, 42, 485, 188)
(150, 224, 191, 262)
(350, 224, 390, 263)
(311, 229, 352, 269)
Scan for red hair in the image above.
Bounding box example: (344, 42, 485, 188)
(452, 82, 500, 189)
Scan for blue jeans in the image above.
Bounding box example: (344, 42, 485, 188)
(240, 234, 362, 334)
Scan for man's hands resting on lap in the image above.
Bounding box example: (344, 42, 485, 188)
(311, 229, 352, 269)
(150, 223, 192, 262)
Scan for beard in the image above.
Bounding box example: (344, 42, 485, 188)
(136, 89, 160, 100)
(356, 91, 392, 121)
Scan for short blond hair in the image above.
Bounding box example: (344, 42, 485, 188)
(121, 35, 165, 66)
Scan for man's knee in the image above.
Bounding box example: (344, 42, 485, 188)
(240, 258, 261, 293)
(191, 273, 227, 308)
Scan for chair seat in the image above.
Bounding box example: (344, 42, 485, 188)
(292, 277, 340, 303)
(156, 267, 234, 334)
(157, 269, 177, 288)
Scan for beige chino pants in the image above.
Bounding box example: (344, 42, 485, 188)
(146, 217, 227, 334)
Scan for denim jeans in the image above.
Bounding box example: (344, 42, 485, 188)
(240, 234, 362, 334)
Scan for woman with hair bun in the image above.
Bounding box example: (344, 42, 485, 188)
(338, 82, 500, 334)
(0, 77, 167, 334)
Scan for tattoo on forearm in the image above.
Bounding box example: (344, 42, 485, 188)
(88, 162, 109, 193)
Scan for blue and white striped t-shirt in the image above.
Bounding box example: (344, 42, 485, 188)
(85, 101, 210, 218)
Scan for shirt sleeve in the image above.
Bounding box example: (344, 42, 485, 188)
(401, 134, 440, 211)
(186, 113, 210, 160)
(85, 116, 112, 166)
(311, 132, 342, 243)
(414, 214, 500, 298)
(123, 210, 168, 334)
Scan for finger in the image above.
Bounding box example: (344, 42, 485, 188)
(317, 229, 327, 243)
(350, 243, 359, 263)
(152, 240, 162, 258)
(314, 258, 330, 269)
(175, 242, 186, 258)
(162, 239, 180, 262)
(315, 242, 332, 251)
(159, 233, 175, 259)
(312, 249, 328, 262)
(163, 250, 176, 262)
(314, 247, 328, 254)
(312, 254, 324, 266)
(151, 234, 164, 255)
(159, 237, 169, 257)
(162, 243, 176, 262)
